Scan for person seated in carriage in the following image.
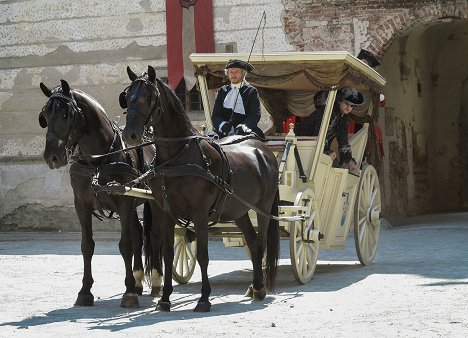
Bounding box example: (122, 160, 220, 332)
(294, 87, 363, 176)
(211, 59, 264, 139)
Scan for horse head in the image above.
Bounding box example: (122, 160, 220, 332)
(121, 65, 166, 146)
(39, 79, 84, 169)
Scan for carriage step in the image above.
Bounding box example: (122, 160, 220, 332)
(278, 205, 308, 213)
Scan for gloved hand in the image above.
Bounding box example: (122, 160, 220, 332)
(234, 124, 251, 135)
(220, 121, 233, 134)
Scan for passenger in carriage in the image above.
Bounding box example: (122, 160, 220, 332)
(211, 59, 264, 139)
(294, 87, 363, 176)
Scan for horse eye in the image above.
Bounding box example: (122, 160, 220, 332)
(62, 113, 67, 119)
(147, 96, 151, 103)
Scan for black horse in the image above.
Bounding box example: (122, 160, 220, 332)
(39, 80, 163, 308)
(121, 66, 280, 312)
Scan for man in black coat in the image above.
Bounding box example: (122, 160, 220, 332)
(211, 59, 264, 139)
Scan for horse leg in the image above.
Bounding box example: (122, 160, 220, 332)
(119, 207, 139, 308)
(71, 175, 95, 306)
(131, 210, 144, 295)
(235, 214, 266, 300)
(142, 201, 164, 297)
(156, 215, 175, 312)
(148, 202, 164, 297)
(193, 219, 211, 312)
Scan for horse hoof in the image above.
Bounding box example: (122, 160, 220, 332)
(74, 293, 94, 306)
(156, 300, 171, 312)
(244, 285, 254, 298)
(252, 286, 266, 301)
(151, 286, 162, 298)
(120, 293, 139, 308)
(193, 301, 211, 312)
(135, 286, 143, 296)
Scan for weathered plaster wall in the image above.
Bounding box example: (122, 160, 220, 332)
(0, 0, 291, 228)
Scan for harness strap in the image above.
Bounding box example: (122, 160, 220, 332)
(87, 135, 208, 161)
(155, 164, 292, 221)
(293, 146, 308, 183)
(206, 140, 232, 221)
(278, 140, 292, 181)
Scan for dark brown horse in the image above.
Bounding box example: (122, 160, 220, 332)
(121, 66, 280, 312)
(39, 80, 163, 308)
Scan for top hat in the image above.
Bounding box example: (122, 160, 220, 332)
(225, 59, 255, 72)
(337, 87, 364, 105)
(357, 49, 380, 68)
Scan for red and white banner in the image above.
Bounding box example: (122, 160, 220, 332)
(166, 0, 215, 90)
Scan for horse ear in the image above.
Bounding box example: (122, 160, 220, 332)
(40, 82, 52, 97)
(147, 65, 156, 83)
(60, 79, 71, 95)
(127, 66, 138, 81)
(38, 111, 47, 128)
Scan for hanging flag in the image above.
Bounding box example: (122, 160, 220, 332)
(166, 0, 214, 90)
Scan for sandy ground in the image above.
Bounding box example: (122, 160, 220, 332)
(0, 214, 467, 338)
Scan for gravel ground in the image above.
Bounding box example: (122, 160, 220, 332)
(0, 213, 467, 337)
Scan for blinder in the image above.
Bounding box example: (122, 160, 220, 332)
(122, 77, 162, 124)
(40, 91, 83, 141)
(119, 89, 128, 109)
(39, 105, 48, 128)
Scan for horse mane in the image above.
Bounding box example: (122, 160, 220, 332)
(73, 89, 108, 116)
(154, 77, 200, 135)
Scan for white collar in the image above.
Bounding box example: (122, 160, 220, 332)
(230, 82, 244, 89)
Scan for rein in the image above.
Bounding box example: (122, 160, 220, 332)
(85, 135, 209, 161)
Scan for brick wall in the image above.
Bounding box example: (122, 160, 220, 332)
(282, 0, 467, 57)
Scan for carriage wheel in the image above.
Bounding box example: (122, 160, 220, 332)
(354, 165, 382, 266)
(289, 188, 320, 284)
(172, 230, 197, 284)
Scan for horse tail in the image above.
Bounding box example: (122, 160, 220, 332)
(143, 201, 153, 279)
(265, 189, 280, 291)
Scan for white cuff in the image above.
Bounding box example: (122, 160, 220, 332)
(219, 121, 228, 132)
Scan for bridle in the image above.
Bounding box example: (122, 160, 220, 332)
(120, 75, 164, 139)
(42, 91, 85, 162)
(43, 90, 120, 164)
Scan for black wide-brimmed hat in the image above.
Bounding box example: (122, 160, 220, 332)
(225, 59, 255, 71)
(357, 49, 380, 68)
(337, 87, 364, 105)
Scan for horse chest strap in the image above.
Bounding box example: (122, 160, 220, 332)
(159, 173, 168, 198)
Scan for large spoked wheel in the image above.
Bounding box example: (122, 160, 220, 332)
(172, 230, 197, 284)
(290, 188, 320, 284)
(354, 165, 382, 265)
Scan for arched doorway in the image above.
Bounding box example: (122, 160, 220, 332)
(379, 19, 468, 218)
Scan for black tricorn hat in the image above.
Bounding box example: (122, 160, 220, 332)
(337, 87, 364, 105)
(357, 49, 380, 68)
(225, 59, 255, 71)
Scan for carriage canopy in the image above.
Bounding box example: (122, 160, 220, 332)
(191, 51, 385, 125)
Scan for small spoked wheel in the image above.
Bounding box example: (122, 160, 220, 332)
(354, 165, 382, 265)
(290, 188, 320, 284)
(172, 230, 197, 284)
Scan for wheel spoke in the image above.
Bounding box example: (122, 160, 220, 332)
(181, 245, 188, 276)
(186, 244, 195, 262)
(174, 239, 182, 264)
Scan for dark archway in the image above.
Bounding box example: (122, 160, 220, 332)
(379, 19, 468, 217)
